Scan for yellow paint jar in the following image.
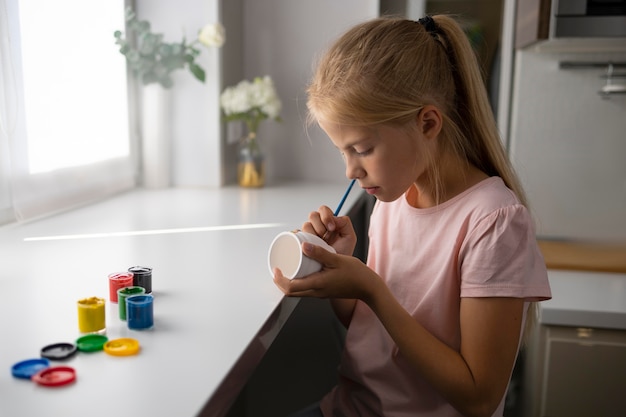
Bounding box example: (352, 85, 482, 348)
(77, 297, 106, 334)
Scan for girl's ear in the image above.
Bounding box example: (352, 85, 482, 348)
(417, 105, 443, 140)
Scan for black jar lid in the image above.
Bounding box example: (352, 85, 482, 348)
(40, 342, 78, 360)
(128, 266, 152, 276)
(128, 266, 152, 293)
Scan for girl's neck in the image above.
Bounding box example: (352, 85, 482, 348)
(409, 159, 488, 209)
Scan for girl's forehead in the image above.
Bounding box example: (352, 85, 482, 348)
(319, 120, 375, 135)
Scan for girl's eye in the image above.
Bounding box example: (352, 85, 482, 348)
(354, 148, 372, 156)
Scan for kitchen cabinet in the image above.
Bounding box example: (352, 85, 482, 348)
(522, 270, 626, 417)
(515, 0, 550, 49)
(514, 0, 626, 51)
(524, 325, 626, 417)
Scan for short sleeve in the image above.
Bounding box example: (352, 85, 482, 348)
(459, 204, 551, 301)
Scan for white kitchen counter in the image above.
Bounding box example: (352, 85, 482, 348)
(540, 269, 626, 331)
(0, 181, 361, 417)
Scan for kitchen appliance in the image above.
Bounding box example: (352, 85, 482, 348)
(552, 0, 626, 38)
(509, 52, 626, 243)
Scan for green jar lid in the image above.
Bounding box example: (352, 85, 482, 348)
(76, 334, 108, 352)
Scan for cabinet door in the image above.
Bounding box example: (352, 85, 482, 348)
(541, 326, 626, 417)
(515, 0, 550, 48)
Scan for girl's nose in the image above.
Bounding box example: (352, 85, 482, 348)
(344, 156, 364, 180)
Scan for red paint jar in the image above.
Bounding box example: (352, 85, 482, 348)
(108, 272, 134, 303)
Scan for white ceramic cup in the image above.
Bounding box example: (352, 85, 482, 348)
(267, 231, 336, 279)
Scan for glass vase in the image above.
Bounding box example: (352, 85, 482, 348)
(237, 133, 265, 188)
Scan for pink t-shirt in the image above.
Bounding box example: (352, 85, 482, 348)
(320, 177, 551, 417)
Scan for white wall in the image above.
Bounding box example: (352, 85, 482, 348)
(509, 47, 626, 242)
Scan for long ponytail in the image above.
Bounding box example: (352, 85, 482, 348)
(432, 15, 528, 207)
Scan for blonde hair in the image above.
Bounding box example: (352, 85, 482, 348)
(307, 15, 537, 343)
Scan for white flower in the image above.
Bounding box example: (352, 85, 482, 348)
(220, 75, 282, 133)
(220, 76, 281, 116)
(220, 80, 253, 115)
(198, 22, 226, 48)
(250, 76, 282, 119)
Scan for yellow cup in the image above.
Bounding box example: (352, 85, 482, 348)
(77, 297, 106, 333)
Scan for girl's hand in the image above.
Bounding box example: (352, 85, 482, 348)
(302, 205, 357, 256)
(273, 242, 382, 302)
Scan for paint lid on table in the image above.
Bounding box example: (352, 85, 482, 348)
(103, 338, 140, 356)
(40, 343, 78, 360)
(76, 334, 108, 352)
(11, 358, 50, 379)
(32, 366, 76, 387)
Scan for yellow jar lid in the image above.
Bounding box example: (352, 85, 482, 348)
(103, 338, 140, 356)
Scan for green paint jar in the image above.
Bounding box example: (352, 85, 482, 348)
(117, 286, 145, 321)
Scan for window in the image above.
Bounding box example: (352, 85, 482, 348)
(0, 0, 135, 223)
(19, 0, 130, 174)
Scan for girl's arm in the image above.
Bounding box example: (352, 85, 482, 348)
(367, 280, 523, 417)
(329, 298, 356, 328)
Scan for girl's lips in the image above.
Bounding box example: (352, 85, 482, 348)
(363, 186, 379, 195)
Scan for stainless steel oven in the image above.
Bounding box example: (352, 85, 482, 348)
(552, 0, 626, 37)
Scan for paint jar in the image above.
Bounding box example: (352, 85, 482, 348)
(128, 266, 152, 294)
(108, 272, 134, 303)
(117, 286, 145, 321)
(77, 297, 106, 334)
(126, 294, 154, 330)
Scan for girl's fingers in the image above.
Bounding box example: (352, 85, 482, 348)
(303, 206, 336, 240)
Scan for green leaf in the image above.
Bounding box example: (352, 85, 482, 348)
(159, 44, 172, 57)
(161, 53, 185, 71)
(160, 76, 174, 89)
(189, 63, 205, 83)
(127, 50, 140, 62)
(142, 72, 158, 85)
(138, 20, 150, 33)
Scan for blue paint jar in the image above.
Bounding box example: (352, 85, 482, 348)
(126, 294, 154, 330)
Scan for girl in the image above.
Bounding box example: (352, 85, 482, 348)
(273, 15, 551, 417)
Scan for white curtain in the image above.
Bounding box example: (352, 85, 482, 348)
(0, 0, 136, 223)
(0, 0, 19, 224)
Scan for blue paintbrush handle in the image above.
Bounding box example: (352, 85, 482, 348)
(333, 179, 356, 216)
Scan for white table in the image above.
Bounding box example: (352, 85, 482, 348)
(0, 181, 361, 417)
